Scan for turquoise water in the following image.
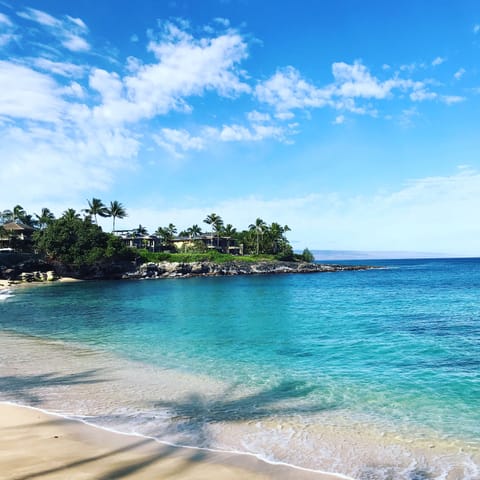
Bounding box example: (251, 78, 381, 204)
(1, 258, 479, 479)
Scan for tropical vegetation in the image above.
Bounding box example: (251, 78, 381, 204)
(0, 200, 316, 266)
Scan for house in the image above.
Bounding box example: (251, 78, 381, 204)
(113, 229, 243, 255)
(172, 234, 243, 255)
(113, 230, 161, 252)
(0, 221, 35, 249)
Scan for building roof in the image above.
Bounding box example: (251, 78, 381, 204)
(2, 221, 35, 232)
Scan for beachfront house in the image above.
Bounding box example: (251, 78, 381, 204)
(172, 233, 243, 255)
(113, 230, 243, 255)
(0, 221, 35, 251)
(113, 230, 161, 252)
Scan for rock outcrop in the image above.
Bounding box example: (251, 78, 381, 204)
(123, 261, 373, 280)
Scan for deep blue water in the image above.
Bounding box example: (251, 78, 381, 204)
(1, 258, 479, 478)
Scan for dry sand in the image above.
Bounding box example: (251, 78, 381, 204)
(0, 402, 342, 480)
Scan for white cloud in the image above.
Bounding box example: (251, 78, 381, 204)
(153, 128, 205, 158)
(0, 61, 65, 122)
(431, 56, 446, 66)
(256, 61, 433, 118)
(66, 15, 87, 30)
(0, 57, 141, 208)
(16, 7, 91, 52)
(332, 61, 391, 99)
(332, 115, 345, 125)
(91, 22, 250, 125)
(247, 110, 271, 123)
(454, 68, 465, 80)
(0, 12, 18, 47)
(410, 89, 437, 101)
(398, 107, 419, 128)
(0, 13, 13, 26)
(32, 58, 86, 77)
(0, 33, 17, 46)
(17, 7, 59, 27)
(217, 123, 285, 142)
(63, 33, 90, 52)
(255, 66, 331, 115)
(440, 95, 465, 105)
(213, 17, 230, 27)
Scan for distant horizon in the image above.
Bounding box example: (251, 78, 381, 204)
(310, 249, 475, 261)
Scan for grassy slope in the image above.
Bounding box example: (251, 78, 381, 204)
(136, 250, 298, 264)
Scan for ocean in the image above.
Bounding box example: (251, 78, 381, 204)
(1, 258, 479, 479)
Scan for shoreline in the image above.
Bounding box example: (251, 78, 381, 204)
(0, 330, 478, 480)
(0, 401, 345, 480)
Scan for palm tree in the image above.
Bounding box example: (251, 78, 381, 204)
(62, 208, 81, 222)
(136, 224, 148, 236)
(223, 224, 237, 237)
(249, 217, 267, 255)
(203, 213, 223, 247)
(1, 210, 13, 224)
(107, 201, 127, 232)
(35, 208, 55, 230)
(84, 198, 108, 224)
(186, 224, 202, 238)
(167, 223, 177, 237)
(155, 226, 174, 248)
(269, 222, 290, 254)
(13, 205, 26, 222)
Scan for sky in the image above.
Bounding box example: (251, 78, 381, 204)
(1, 0, 480, 255)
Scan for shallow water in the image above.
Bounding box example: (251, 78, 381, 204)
(1, 258, 479, 479)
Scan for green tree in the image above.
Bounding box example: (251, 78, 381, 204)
(249, 218, 267, 255)
(84, 198, 109, 224)
(12, 205, 26, 222)
(1, 209, 13, 224)
(223, 224, 237, 237)
(107, 201, 127, 231)
(155, 225, 177, 250)
(135, 224, 148, 235)
(62, 208, 81, 222)
(301, 248, 315, 263)
(34, 216, 134, 267)
(35, 208, 55, 230)
(186, 224, 202, 238)
(203, 213, 223, 247)
(266, 222, 291, 254)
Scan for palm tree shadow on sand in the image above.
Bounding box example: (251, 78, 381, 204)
(150, 379, 336, 449)
(0, 369, 106, 405)
(2, 373, 433, 480)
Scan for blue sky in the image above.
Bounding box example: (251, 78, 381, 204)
(1, 0, 480, 255)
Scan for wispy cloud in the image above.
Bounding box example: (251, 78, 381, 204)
(440, 95, 465, 105)
(0, 11, 18, 47)
(153, 128, 205, 158)
(332, 114, 345, 125)
(16, 7, 91, 52)
(431, 56, 446, 66)
(454, 68, 466, 80)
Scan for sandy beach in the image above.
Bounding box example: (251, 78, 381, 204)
(0, 402, 342, 480)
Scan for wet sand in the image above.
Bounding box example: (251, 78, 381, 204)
(0, 402, 342, 480)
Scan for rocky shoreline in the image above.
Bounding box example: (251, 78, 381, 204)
(122, 260, 374, 280)
(0, 254, 374, 284)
